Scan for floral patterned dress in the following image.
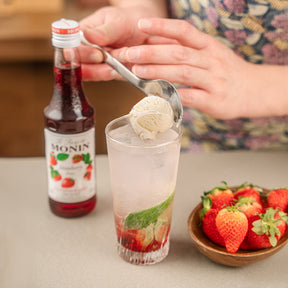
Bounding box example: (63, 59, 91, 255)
(168, 0, 288, 152)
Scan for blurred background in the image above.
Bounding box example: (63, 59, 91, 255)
(0, 0, 143, 156)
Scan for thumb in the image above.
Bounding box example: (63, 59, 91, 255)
(178, 88, 237, 120)
(83, 23, 123, 47)
(178, 88, 212, 114)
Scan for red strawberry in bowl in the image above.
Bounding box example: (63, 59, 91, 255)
(215, 206, 248, 253)
(199, 196, 225, 247)
(202, 208, 225, 247)
(267, 188, 288, 213)
(203, 181, 234, 210)
(240, 208, 288, 250)
(233, 183, 262, 205)
(235, 196, 263, 218)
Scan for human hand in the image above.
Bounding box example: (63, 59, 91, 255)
(78, 6, 156, 81)
(113, 18, 263, 120)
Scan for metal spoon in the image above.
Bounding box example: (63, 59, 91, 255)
(80, 31, 183, 126)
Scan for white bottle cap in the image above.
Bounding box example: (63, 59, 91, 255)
(51, 18, 80, 48)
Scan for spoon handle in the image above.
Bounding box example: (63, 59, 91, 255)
(80, 31, 146, 94)
(104, 53, 144, 91)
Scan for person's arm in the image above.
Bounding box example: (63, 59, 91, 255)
(112, 18, 288, 119)
(240, 64, 288, 118)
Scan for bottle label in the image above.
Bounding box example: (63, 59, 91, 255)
(44, 128, 96, 203)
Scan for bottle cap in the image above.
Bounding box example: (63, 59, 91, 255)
(51, 19, 80, 48)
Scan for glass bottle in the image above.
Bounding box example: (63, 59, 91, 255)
(44, 19, 96, 217)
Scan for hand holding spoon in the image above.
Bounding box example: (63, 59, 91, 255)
(80, 31, 183, 126)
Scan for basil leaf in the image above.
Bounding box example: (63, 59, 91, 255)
(124, 192, 174, 230)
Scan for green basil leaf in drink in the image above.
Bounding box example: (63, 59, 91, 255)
(57, 153, 69, 161)
(124, 192, 174, 230)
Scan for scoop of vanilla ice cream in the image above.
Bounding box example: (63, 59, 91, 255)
(129, 95, 174, 140)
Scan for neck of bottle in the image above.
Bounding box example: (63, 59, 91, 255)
(53, 47, 83, 91)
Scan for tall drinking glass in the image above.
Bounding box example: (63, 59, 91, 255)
(105, 115, 182, 265)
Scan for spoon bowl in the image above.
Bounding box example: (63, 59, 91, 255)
(80, 31, 183, 126)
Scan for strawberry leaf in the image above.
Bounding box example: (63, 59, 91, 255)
(269, 234, 277, 247)
(82, 153, 92, 164)
(50, 166, 60, 178)
(252, 225, 264, 235)
(204, 181, 228, 195)
(235, 182, 263, 193)
(200, 196, 212, 220)
(278, 211, 288, 225)
(235, 196, 253, 207)
(252, 208, 286, 247)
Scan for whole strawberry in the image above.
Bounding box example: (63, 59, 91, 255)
(216, 206, 248, 253)
(203, 181, 234, 210)
(200, 196, 225, 246)
(233, 183, 262, 205)
(202, 208, 225, 247)
(240, 208, 288, 250)
(267, 188, 288, 213)
(235, 196, 263, 218)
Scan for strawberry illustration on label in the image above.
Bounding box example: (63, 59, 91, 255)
(86, 164, 93, 172)
(50, 166, 61, 181)
(50, 153, 57, 166)
(61, 178, 75, 188)
(53, 173, 62, 181)
(72, 154, 83, 163)
(84, 171, 91, 180)
(82, 154, 93, 179)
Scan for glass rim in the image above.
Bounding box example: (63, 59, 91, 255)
(105, 115, 182, 149)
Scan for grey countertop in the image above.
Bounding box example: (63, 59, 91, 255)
(1, 151, 288, 288)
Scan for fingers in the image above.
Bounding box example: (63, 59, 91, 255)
(138, 18, 211, 50)
(82, 24, 121, 47)
(77, 45, 104, 64)
(80, 10, 105, 29)
(178, 88, 233, 119)
(179, 87, 244, 120)
(113, 44, 209, 69)
(131, 64, 211, 89)
(81, 63, 120, 81)
(145, 36, 179, 45)
(178, 88, 209, 110)
(80, 11, 111, 47)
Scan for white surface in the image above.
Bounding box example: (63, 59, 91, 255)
(0, 152, 288, 288)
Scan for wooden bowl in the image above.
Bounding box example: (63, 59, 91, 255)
(187, 202, 288, 267)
